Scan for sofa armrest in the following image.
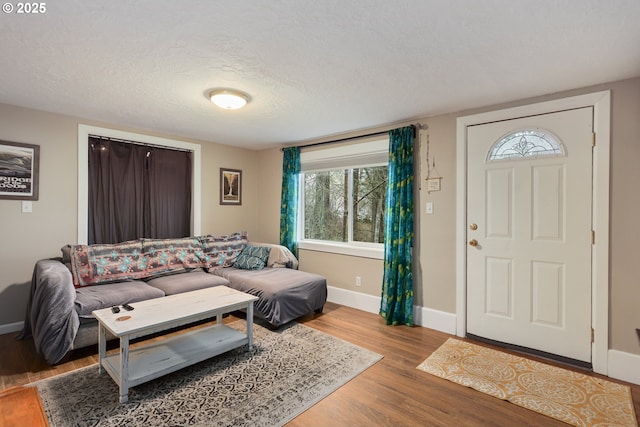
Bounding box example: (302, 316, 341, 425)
(19, 259, 79, 364)
(250, 242, 299, 269)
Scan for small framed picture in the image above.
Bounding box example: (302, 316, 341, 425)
(0, 140, 40, 200)
(220, 168, 242, 205)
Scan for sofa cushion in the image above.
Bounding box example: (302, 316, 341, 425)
(234, 245, 271, 270)
(200, 232, 248, 269)
(75, 280, 165, 318)
(145, 270, 230, 295)
(69, 240, 148, 288)
(212, 266, 327, 327)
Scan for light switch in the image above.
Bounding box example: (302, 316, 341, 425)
(426, 202, 433, 214)
(21, 201, 32, 213)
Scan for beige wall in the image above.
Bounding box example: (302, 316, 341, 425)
(416, 115, 458, 312)
(253, 147, 283, 244)
(257, 76, 640, 356)
(607, 78, 640, 355)
(0, 103, 259, 325)
(0, 106, 78, 326)
(2, 76, 639, 356)
(299, 251, 384, 296)
(199, 142, 261, 238)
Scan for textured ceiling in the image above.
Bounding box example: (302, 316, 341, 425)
(1, 0, 639, 149)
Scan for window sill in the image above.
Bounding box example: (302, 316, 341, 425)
(298, 240, 384, 260)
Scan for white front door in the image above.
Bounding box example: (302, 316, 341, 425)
(466, 107, 593, 363)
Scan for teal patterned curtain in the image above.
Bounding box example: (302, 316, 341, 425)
(280, 147, 301, 257)
(380, 126, 414, 326)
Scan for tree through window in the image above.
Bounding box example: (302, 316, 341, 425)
(299, 137, 389, 249)
(303, 165, 387, 245)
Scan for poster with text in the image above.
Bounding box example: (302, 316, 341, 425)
(0, 140, 39, 200)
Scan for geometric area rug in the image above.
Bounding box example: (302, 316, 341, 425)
(31, 321, 383, 427)
(417, 338, 638, 427)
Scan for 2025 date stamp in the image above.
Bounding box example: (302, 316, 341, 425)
(2, 2, 47, 13)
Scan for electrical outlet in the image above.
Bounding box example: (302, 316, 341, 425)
(355, 276, 362, 287)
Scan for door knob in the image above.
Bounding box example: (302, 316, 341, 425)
(469, 223, 478, 230)
(468, 239, 478, 247)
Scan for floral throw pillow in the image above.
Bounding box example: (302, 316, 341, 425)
(69, 240, 147, 288)
(141, 237, 206, 276)
(200, 232, 248, 270)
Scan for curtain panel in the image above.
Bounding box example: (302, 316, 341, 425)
(145, 146, 192, 239)
(88, 137, 192, 244)
(279, 147, 301, 257)
(379, 126, 414, 326)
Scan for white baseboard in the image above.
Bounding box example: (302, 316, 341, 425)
(413, 305, 457, 335)
(326, 286, 456, 334)
(608, 349, 640, 386)
(0, 321, 24, 335)
(327, 286, 381, 314)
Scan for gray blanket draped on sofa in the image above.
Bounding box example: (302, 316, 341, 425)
(18, 258, 79, 364)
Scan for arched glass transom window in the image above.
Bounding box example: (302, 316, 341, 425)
(488, 129, 565, 161)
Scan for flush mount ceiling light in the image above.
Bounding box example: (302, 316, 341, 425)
(207, 89, 250, 110)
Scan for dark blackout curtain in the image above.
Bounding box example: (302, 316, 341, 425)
(145, 146, 192, 239)
(88, 137, 192, 244)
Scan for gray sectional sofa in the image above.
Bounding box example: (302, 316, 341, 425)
(19, 233, 327, 364)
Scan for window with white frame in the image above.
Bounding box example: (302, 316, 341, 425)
(298, 137, 389, 258)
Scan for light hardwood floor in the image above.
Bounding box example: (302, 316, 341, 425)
(1, 302, 639, 426)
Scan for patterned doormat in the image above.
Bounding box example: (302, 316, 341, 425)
(31, 321, 382, 427)
(417, 338, 638, 427)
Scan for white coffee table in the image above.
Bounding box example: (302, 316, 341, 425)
(92, 286, 259, 403)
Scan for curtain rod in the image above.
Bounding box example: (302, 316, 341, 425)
(89, 134, 192, 153)
(281, 124, 417, 152)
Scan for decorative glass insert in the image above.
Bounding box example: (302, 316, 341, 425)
(488, 129, 565, 161)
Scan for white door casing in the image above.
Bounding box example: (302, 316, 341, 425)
(456, 91, 611, 375)
(466, 107, 593, 362)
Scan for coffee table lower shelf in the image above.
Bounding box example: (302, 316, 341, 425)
(101, 323, 248, 402)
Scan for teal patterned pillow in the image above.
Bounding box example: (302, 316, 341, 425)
(234, 245, 271, 270)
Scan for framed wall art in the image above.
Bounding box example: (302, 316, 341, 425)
(0, 140, 40, 200)
(220, 168, 241, 205)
